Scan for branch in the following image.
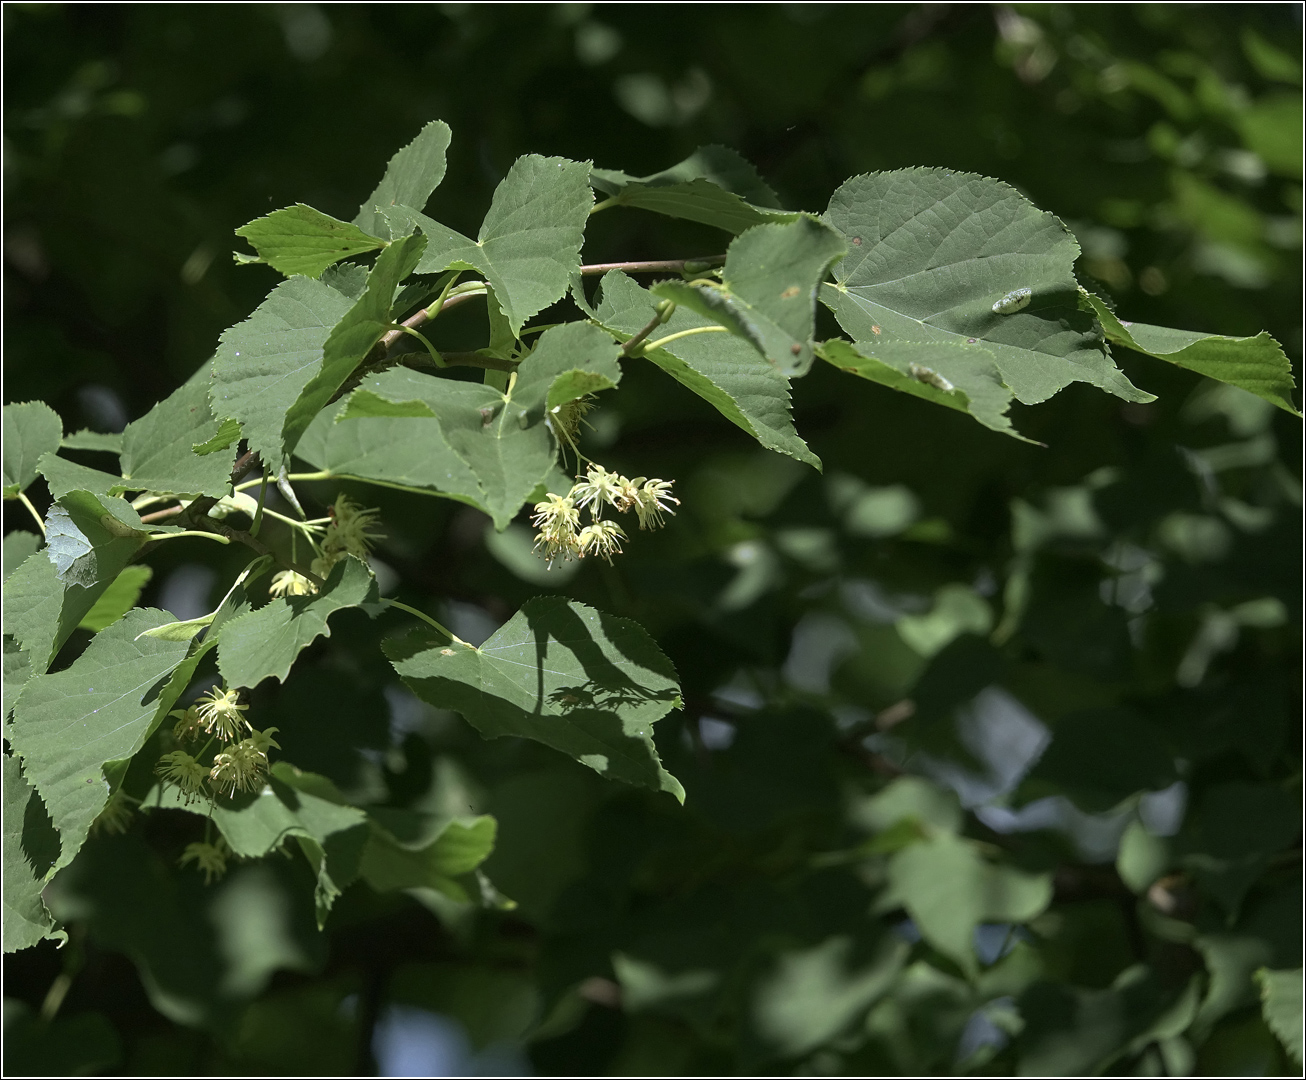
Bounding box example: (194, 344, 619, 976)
(579, 256, 724, 276)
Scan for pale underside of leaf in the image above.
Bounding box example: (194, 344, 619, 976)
(1080, 289, 1300, 416)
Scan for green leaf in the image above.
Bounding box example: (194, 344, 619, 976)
(1257, 968, 1304, 1065)
(360, 814, 497, 896)
(821, 168, 1154, 408)
(344, 367, 558, 529)
(277, 233, 428, 456)
(878, 832, 1052, 976)
(508, 321, 622, 426)
(217, 556, 378, 689)
(150, 762, 368, 926)
(354, 119, 453, 240)
(1079, 289, 1299, 415)
(293, 402, 486, 514)
(120, 370, 237, 498)
(8, 608, 192, 877)
(76, 565, 153, 633)
(652, 216, 846, 376)
(35, 453, 126, 500)
(595, 271, 820, 467)
(3, 755, 60, 952)
(752, 934, 908, 1057)
(3, 531, 41, 580)
(44, 491, 149, 589)
(816, 338, 1033, 442)
(210, 277, 356, 470)
(591, 144, 795, 234)
(60, 429, 122, 453)
(235, 203, 387, 278)
(385, 596, 685, 799)
(388, 154, 593, 334)
(193, 417, 242, 455)
(3, 401, 63, 498)
(1026, 709, 1177, 813)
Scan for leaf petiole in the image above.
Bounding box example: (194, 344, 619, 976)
(394, 324, 446, 368)
(384, 599, 473, 647)
(642, 325, 730, 352)
(16, 490, 45, 536)
(148, 529, 232, 545)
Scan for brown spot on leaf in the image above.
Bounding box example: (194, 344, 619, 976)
(852, 237, 862, 246)
(790, 343, 802, 356)
(780, 285, 801, 299)
(871, 325, 881, 335)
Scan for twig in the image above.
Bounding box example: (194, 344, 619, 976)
(579, 256, 725, 276)
(188, 517, 324, 587)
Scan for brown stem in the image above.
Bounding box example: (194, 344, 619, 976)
(401, 351, 516, 372)
(139, 504, 186, 524)
(579, 256, 724, 276)
(620, 310, 667, 357)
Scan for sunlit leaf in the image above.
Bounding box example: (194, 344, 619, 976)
(3, 401, 62, 498)
(386, 596, 684, 799)
(236, 203, 386, 278)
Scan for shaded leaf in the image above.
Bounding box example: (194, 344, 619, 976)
(2, 755, 60, 952)
(217, 556, 378, 689)
(386, 596, 684, 799)
(878, 832, 1052, 976)
(388, 154, 592, 334)
(821, 168, 1153, 409)
(752, 934, 908, 1057)
(595, 271, 820, 467)
(280, 232, 428, 455)
(3, 401, 62, 498)
(354, 119, 453, 240)
(1257, 968, 1304, 1065)
(360, 813, 497, 898)
(1080, 289, 1299, 415)
(210, 277, 355, 470)
(235, 203, 386, 277)
(591, 144, 794, 234)
(652, 216, 846, 376)
(193, 417, 242, 455)
(8, 608, 191, 877)
(77, 565, 153, 632)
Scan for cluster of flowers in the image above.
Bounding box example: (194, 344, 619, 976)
(150, 684, 281, 883)
(531, 464, 679, 567)
(269, 494, 384, 598)
(156, 685, 281, 803)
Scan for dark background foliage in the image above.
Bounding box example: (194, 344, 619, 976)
(4, 4, 1301, 1075)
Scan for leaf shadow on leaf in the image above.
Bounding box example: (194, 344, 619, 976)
(521, 601, 681, 715)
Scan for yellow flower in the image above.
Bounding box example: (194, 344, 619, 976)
(631, 478, 679, 530)
(209, 740, 269, 797)
(571, 465, 626, 519)
(170, 705, 205, 742)
(156, 750, 209, 803)
(195, 685, 251, 742)
(269, 569, 318, 597)
(329, 494, 384, 558)
(179, 838, 230, 885)
(577, 520, 627, 563)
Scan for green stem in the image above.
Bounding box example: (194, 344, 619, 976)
(17, 491, 45, 536)
(395, 324, 446, 367)
(385, 599, 472, 647)
(250, 468, 270, 538)
(579, 256, 725, 275)
(589, 196, 618, 214)
(643, 326, 730, 352)
(148, 530, 232, 544)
